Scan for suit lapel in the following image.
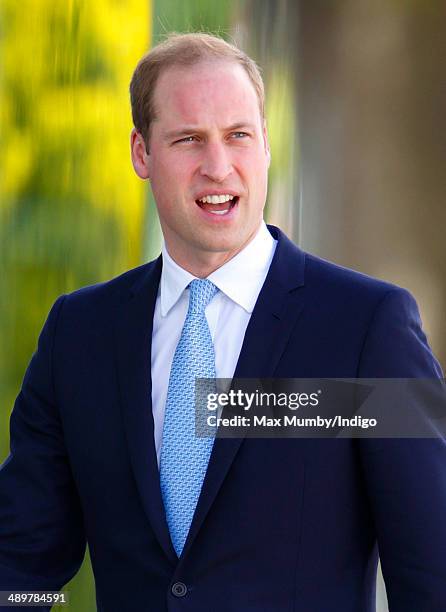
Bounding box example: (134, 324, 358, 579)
(180, 226, 306, 560)
(114, 256, 178, 565)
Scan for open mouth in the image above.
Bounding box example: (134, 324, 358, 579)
(195, 195, 239, 216)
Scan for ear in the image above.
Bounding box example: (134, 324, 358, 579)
(262, 119, 271, 168)
(130, 128, 150, 179)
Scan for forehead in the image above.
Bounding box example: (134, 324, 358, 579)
(152, 60, 261, 129)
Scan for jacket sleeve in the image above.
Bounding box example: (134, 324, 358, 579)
(358, 288, 446, 612)
(0, 296, 86, 604)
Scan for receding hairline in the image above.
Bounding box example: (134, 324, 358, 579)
(151, 58, 263, 124)
(130, 32, 265, 146)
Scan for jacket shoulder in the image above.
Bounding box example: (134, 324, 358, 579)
(64, 258, 160, 307)
(304, 251, 408, 302)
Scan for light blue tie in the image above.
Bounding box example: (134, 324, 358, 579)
(160, 279, 219, 557)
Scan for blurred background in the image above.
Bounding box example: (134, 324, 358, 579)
(1, 1, 445, 610)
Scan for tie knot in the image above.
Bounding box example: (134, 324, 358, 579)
(188, 279, 218, 313)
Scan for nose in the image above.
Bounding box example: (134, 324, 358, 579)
(199, 142, 233, 183)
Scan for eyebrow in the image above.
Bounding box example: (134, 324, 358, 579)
(163, 122, 257, 141)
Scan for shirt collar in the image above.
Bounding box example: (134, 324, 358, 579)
(160, 221, 277, 316)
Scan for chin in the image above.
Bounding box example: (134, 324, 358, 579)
(193, 232, 236, 252)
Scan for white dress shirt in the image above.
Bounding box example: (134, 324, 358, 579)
(151, 221, 277, 466)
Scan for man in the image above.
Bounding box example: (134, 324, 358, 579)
(0, 33, 445, 612)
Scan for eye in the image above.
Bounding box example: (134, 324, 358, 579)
(231, 131, 249, 139)
(175, 136, 198, 144)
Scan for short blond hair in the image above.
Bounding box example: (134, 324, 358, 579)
(130, 32, 265, 147)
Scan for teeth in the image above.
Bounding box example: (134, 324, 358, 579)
(199, 194, 234, 204)
(208, 208, 230, 215)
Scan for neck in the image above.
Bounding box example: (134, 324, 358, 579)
(167, 248, 242, 279)
(165, 225, 262, 278)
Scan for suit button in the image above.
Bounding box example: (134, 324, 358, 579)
(171, 582, 187, 597)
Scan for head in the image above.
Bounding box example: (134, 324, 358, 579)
(130, 33, 270, 275)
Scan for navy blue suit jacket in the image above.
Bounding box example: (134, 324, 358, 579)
(1, 226, 445, 611)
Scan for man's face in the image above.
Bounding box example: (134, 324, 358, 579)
(132, 60, 270, 270)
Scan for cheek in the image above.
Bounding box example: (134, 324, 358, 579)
(235, 147, 268, 174)
(151, 164, 192, 219)
(242, 167, 268, 198)
(156, 156, 195, 191)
